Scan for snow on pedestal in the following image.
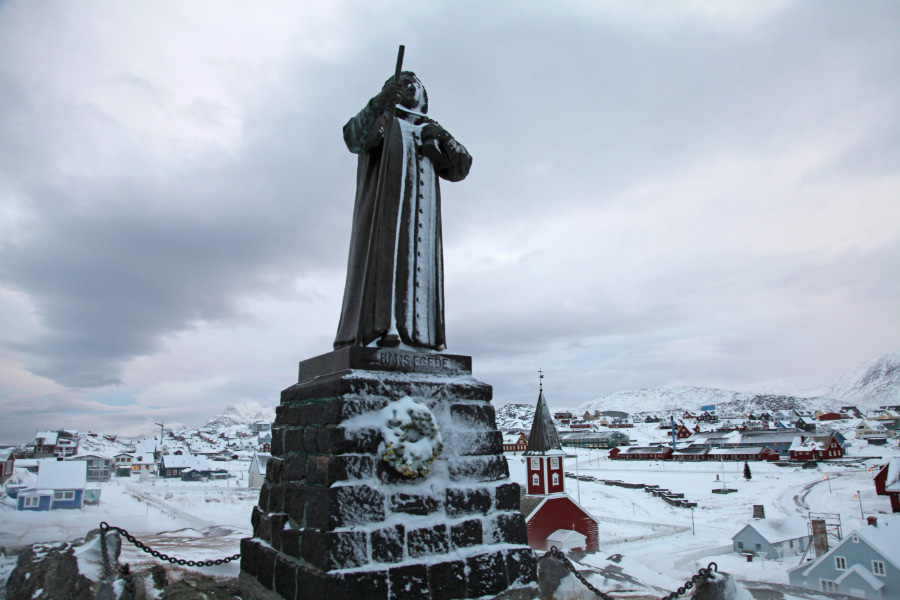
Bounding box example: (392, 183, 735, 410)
(239, 347, 537, 599)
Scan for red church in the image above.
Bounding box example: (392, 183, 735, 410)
(520, 383, 601, 552)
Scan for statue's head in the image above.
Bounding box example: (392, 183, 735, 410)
(384, 71, 428, 114)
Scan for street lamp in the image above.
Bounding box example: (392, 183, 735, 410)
(823, 473, 832, 494)
(853, 491, 864, 519)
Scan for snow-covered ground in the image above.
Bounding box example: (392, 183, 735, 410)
(2, 437, 898, 597)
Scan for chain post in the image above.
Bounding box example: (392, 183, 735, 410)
(540, 546, 717, 600)
(99, 522, 241, 568)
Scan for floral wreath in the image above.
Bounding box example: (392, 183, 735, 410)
(379, 397, 443, 479)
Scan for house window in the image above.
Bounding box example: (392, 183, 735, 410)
(550, 457, 559, 469)
(820, 580, 837, 593)
(872, 561, 885, 576)
(23, 496, 39, 508)
(531, 458, 540, 470)
(755, 543, 761, 551)
(532, 474, 539, 486)
(852, 535, 859, 543)
(789, 540, 794, 549)
(53, 491, 74, 501)
(835, 556, 847, 570)
(737, 541, 743, 549)
(552, 473, 559, 486)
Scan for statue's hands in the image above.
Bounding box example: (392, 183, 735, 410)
(375, 81, 405, 108)
(422, 123, 451, 142)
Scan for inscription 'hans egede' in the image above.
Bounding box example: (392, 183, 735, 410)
(375, 351, 454, 370)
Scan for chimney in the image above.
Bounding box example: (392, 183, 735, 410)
(811, 520, 829, 557)
(753, 505, 765, 519)
(867, 516, 878, 527)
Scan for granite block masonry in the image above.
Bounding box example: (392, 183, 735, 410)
(239, 346, 537, 600)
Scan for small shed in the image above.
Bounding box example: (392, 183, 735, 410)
(248, 453, 271, 488)
(546, 529, 587, 552)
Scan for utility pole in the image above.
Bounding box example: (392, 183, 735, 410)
(854, 491, 864, 519)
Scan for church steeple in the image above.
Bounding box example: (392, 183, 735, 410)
(526, 380, 562, 454)
(524, 371, 565, 495)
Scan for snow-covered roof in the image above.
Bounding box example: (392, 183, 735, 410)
(251, 453, 271, 475)
(36, 459, 87, 490)
(709, 447, 773, 456)
(132, 453, 155, 465)
(618, 445, 668, 454)
(35, 431, 59, 445)
(672, 447, 709, 456)
(885, 458, 900, 492)
(69, 452, 113, 460)
(160, 454, 210, 470)
(0, 449, 13, 461)
(834, 565, 884, 590)
(547, 529, 586, 544)
(736, 517, 808, 543)
(133, 439, 159, 453)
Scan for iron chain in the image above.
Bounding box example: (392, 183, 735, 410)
(541, 546, 717, 600)
(100, 522, 241, 568)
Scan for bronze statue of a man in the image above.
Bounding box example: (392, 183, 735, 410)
(334, 72, 472, 351)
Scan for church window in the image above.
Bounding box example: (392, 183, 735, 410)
(552, 473, 559, 486)
(531, 458, 539, 469)
(532, 474, 539, 486)
(550, 457, 559, 469)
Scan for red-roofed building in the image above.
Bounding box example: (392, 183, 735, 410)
(874, 459, 900, 513)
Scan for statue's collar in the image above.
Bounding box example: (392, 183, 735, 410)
(396, 107, 434, 126)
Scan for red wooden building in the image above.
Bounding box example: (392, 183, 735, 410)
(788, 434, 843, 461)
(609, 446, 673, 460)
(873, 459, 900, 513)
(521, 386, 600, 552)
(503, 432, 528, 453)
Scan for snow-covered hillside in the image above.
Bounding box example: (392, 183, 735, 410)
(495, 403, 535, 431)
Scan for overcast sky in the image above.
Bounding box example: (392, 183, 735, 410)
(1, 0, 898, 444)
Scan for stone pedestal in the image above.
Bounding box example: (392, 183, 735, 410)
(240, 347, 537, 600)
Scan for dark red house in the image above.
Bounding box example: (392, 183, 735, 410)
(789, 433, 843, 461)
(873, 459, 900, 513)
(521, 385, 600, 552)
(609, 446, 673, 460)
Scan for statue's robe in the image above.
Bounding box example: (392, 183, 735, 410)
(334, 97, 472, 350)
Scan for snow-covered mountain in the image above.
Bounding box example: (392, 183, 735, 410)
(816, 352, 900, 407)
(533, 352, 900, 419)
(572, 387, 831, 418)
(204, 402, 276, 428)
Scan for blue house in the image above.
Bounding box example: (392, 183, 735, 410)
(17, 459, 87, 511)
(788, 518, 900, 599)
(732, 517, 811, 559)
